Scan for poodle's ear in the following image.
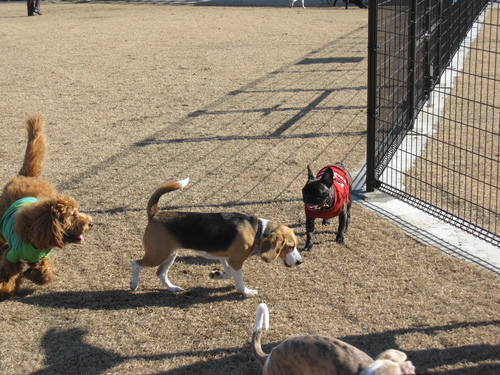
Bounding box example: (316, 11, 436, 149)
(16, 199, 66, 250)
(259, 233, 285, 263)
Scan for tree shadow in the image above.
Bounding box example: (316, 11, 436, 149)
(32, 327, 124, 375)
(31, 321, 500, 374)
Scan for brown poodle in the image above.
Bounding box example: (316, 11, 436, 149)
(0, 115, 94, 300)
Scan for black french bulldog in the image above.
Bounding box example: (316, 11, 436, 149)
(301, 163, 352, 251)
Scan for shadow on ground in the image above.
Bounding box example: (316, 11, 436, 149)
(31, 321, 500, 375)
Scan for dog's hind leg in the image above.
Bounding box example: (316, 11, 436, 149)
(156, 253, 183, 293)
(345, 201, 352, 232)
(0, 276, 21, 301)
(0, 260, 23, 301)
(130, 260, 144, 291)
(336, 207, 348, 244)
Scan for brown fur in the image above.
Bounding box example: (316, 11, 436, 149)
(0, 115, 93, 301)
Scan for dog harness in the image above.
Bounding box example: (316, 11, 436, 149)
(0, 197, 52, 263)
(304, 165, 350, 220)
(252, 218, 269, 249)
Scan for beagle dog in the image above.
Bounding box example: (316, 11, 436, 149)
(130, 179, 302, 297)
(252, 303, 416, 374)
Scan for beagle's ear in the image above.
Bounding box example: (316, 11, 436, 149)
(307, 165, 315, 180)
(259, 233, 284, 263)
(283, 231, 297, 249)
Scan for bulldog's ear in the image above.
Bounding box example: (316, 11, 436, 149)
(307, 165, 315, 180)
(320, 168, 334, 187)
(259, 233, 284, 263)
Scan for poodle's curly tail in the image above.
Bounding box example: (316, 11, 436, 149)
(19, 114, 46, 178)
(252, 303, 270, 369)
(146, 178, 189, 219)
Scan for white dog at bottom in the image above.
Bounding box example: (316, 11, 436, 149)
(252, 303, 416, 375)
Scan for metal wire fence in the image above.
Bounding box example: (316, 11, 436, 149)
(367, 0, 499, 246)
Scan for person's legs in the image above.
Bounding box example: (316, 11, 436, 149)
(34, 0, 42, 15)
(27, 0, 35, 16)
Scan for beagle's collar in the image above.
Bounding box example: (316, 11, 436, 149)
(254, 218, 270, 248)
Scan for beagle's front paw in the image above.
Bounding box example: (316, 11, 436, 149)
(242, 287, 258, 297)
(167, 285, 183, 293)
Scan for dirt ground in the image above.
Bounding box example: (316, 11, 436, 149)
(0, 2, 498, 374)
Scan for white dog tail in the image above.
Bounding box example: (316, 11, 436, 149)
(251, 303, 270, 368)
(146, 178, 189, 218)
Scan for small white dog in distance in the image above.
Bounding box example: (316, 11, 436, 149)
(289, 0, 305, 8)
(252, 303, 416, 375)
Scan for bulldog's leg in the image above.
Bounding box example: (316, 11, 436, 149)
(345, 200, 352, 232)
(304, 216, 315, 251)
(336, 205, 348, 244)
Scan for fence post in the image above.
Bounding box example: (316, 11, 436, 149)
(366, 0, 379, 192)
(408, 0, 417, 128)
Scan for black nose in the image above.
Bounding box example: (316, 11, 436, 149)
(89, 222, 94, 228)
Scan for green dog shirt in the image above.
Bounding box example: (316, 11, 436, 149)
(0, 197, 52, 263)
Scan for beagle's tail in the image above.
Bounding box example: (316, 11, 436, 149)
(251, 303, 270, 368)
(19, 114, 47, 178)
(146, 178, 189, 218)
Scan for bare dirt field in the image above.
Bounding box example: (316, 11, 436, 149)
(0, 2, 498, 374)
